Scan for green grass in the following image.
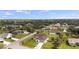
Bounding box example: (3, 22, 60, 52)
(41, 31, 49, 36)
(22, 38, 37, 48)
(42, 42, 53, 49)
(4, 38, 15, 42)
(59, 42, 71, 49)
(0, 43, 4, 49)
(59, 42, 79, 49)
(42, 41, 79, 49)
(71, 46, 79, 49)
(48, 34, 59, 40)
(42, 34, 59, 49)
(12, 33, 27, 39)
(0, 29, 8, 34)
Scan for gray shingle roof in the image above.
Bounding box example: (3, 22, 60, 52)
(0, 33, 12, 38)
(68, 38, 79, 45)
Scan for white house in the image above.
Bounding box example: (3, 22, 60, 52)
(0, 38, 11, 45)
(0, 38, 4, 43)
(63, 29, 67, 32)
(68, 38, 79, 45)
(23, 31, 29, 34)
(0, 33, 12, 38)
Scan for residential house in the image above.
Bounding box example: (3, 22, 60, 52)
(0, 38, 4, 43)
(49, 23, 61, 33)
(68, 38, 79, 46)
(11, 30, 29, 34)
(54, 23, 61, 28)
(34, 34, 47, 42)
(74, 26, 79, 29)
(63, 29, 67, 32)
(26, 23, 33, 26)
(0, 33, 12, 39)
(0, 38, 11, 45)
(61, 23, 69, 32)
(23, 30, 29, 34)
(11, 30, 23, 34)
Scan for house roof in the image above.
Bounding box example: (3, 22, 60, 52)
(68, 38, 79, 44)
(34, 34, 47, 41)
(0, 33, 12, 38)
(12, 30, 23, 34)
(5, 25, 19, 27)
(54, 23, 61, 27)
(75, 26, 79, 29)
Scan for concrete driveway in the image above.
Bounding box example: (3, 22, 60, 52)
(34, 38, 49, 49)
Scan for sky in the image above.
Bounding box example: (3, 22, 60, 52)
(0, 10, 79, 19)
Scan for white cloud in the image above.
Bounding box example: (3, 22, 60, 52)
(39, 10, 50, 13)
(5, 12, 12, 15)
(66, 13, 79, 19)
(72, 14, 79, 17)
(51, 13, 79, 19)
(16, 10, 23, 12)
(24, 11, 31, 14)
(0, 16, 7, 19)
(16, 10, 31, 14)
(2, 16, 7, 18)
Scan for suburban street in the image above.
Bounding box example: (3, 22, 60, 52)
(0, 10, 79, 49)
(6, 32, 36, 49)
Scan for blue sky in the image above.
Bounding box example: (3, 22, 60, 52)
(0, 10, 79, 19)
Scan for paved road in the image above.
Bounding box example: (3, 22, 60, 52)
(6, 32, 36, 49)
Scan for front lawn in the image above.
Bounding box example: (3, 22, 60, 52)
(12, 33, 27, 39)
(42, 34, 59, 49)
(42, 42, 53, 49)
(59, 42, 71, 49)
(0, 43, 4, 49)
(41, 31, 49, 36)
(4, 38, 15, 42)
(22, 38, 37, 48)
(59, 42, 79, 49)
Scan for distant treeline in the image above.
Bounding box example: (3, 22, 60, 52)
(0, 19, 79, 26)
